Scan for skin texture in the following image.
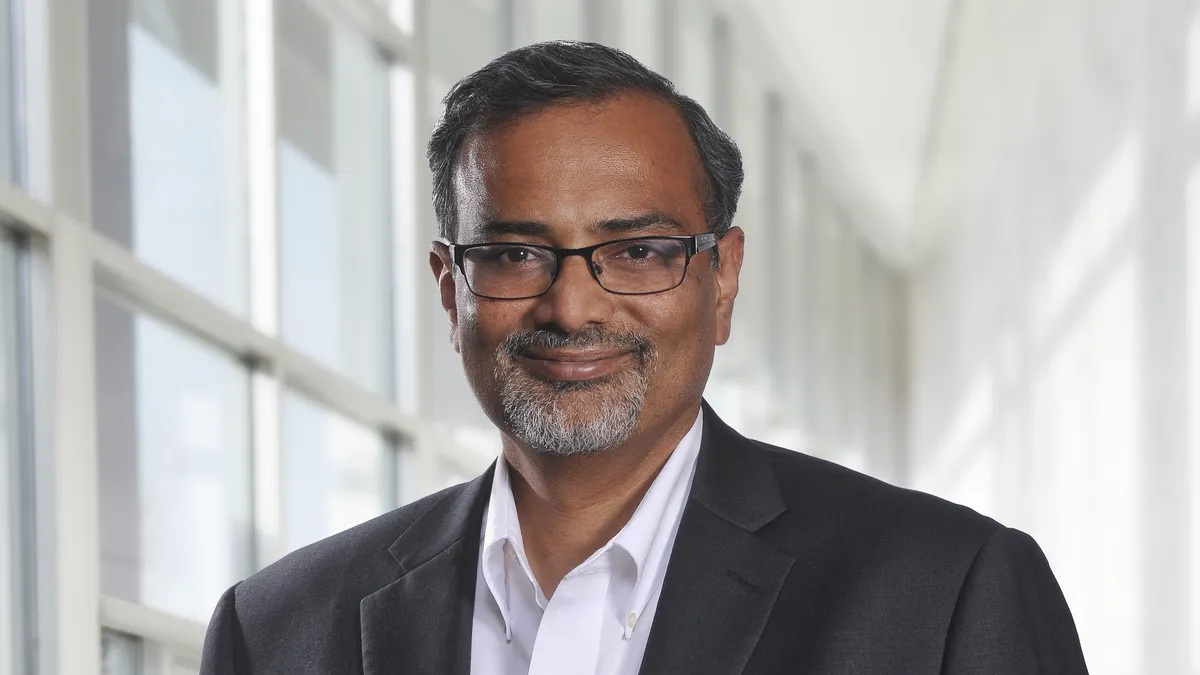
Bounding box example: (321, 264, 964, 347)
(429, 92, 745, 597)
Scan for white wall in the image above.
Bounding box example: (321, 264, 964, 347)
(911, 0, 1198, 672)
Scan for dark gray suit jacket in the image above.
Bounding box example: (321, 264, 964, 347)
(200, 402, 1089, 674)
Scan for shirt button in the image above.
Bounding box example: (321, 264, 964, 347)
(627, 612, 638, 630)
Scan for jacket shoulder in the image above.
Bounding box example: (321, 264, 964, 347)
(751, 439, 1002, 555)
(206, 480, 483, 672)
(231, 482, 468, 623)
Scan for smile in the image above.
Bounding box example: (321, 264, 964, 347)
(516, 349, 635, 382)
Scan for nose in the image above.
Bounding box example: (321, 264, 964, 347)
(531, 254, 613, 332)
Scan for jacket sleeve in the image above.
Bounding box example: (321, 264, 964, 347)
(200, 584, 245, 675)
(941, 527, 1089, 674)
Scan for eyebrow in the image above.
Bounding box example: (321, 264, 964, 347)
(594, 212, 686, 234)
(477, 219, 552, 238)
(477, 212, 685, 240)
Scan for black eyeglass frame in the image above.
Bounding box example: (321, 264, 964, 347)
(448, 232, 720, 299)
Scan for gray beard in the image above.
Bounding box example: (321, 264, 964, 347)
(495, 329, 654, 456)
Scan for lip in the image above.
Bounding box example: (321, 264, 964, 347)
(517, 349, 634, 382)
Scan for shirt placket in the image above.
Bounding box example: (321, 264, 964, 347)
(527, 566, 610, 675)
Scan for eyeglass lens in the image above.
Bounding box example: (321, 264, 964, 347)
(462, 238, 690, 299)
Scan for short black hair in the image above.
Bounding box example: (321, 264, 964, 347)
(427, 40, 743, 245)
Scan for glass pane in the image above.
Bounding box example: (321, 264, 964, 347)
(281, 389, 395, 553)
(277, 3, 393, 396)
(89, 0, 248, 315)
(95, 296, 253, 624)
(101, 630, 142, 675)
(0, 0, 15, 183)
(0, 231, 26, 675)
(102, 630, 201, 675)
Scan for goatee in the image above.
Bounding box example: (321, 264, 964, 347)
(495, 326, 656, 456)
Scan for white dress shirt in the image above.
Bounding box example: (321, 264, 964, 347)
(470, 411, 704, 675)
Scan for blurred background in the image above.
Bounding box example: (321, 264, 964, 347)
(0, 0, 1196, 672)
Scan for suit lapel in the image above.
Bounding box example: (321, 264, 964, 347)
(639, 404, 794, 675)
(360, 466, 493, 675)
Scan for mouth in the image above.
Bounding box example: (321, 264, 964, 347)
(516, 349, 635, 382)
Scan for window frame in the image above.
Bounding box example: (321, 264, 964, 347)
(0, 1, 465, 672)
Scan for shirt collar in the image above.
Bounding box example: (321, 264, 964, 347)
(479, 409, 705, 640)
(480, 450, 533, 642)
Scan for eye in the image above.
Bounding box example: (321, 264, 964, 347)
(480, 246, 537, 264)
(498, 247, 530, 263)
(613, 242, 663, 260)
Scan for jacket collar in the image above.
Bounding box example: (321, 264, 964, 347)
(691, 400, 788, 531)
(359, 464, 492, 675)
(638, 401, 793, 674)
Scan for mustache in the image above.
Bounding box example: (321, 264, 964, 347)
(501, 327, 655, 363)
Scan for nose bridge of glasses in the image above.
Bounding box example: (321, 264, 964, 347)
(554, 248, 604, 285)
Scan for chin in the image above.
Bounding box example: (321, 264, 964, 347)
(497, 370, 649, 456)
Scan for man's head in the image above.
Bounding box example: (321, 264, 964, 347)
(428, 41, 745, 457)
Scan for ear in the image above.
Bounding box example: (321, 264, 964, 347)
(713, 227, 744, 346)
(429, 241, 462, 353)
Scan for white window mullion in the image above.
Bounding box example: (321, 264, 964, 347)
(98, 596, 206, 659)
(391, 63, 417, 416)
(44, 217, 101, 675)
(246, 0, 279, 337)
(389, 59, 430, 505)
(40, 0, 100, 670)
(251, 368, 285, 569)
(245, 0, 286, 571)
(403, 0, 444, 499)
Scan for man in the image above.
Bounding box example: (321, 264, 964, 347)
(201, 42, 1088, 674)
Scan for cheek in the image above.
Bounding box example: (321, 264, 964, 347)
(637, 290, 714, 364)
(456, 297, 525, 359)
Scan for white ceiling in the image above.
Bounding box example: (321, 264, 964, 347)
(729, 0, 956, 267)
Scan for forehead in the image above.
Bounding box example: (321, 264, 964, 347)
(453, 93, 707, 239)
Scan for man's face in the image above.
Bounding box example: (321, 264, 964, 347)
(430, 93, 744, 456)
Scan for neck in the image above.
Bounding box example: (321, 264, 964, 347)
(502, 402, 700, 599)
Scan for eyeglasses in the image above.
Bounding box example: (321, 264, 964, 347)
(449, 233, 718, 300)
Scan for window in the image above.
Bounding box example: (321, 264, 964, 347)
(102, 629, 201, 675)
(89, 0, 249, 315)
(281, 389, 397, 553)
(13, 0, 450, 670)
(276, 1, 394, 396)
(95, 295, 253, 625)
(0, 0, 15, 183)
